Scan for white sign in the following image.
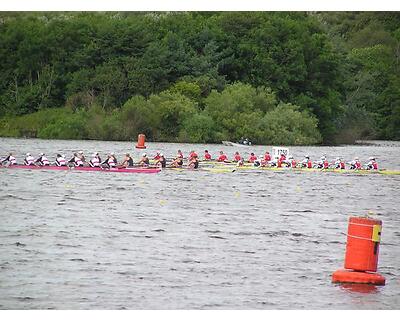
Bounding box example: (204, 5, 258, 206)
(272, 146, 289, 159)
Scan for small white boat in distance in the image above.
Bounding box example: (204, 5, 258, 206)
(222, 141, 251, 147)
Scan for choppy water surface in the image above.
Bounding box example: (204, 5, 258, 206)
(0, 138, 399, 309)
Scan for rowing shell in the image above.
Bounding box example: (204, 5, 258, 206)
(0, 164, 161, 174)
(209, 165, 400, 175)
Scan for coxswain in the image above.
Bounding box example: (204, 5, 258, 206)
(69, 153, 84, 167)
(120, 153, 134, 168)
(89, 153, 101, 167)
(233, 151, 242, 162)
(138, 153, 150, 167)
(366, 157, 378, 170)
(204, 150, 212, 161)
(35, 153, 50, 166)
(1, 152, 17, 165)
(217, 151, 228, 162)
(264, 151, 271, 162)
(248, 152, 257, 163)
(55, 154, 67, 166)
(24, 153, 35, 166)
(188, 154, 199, 169)
(155, 153, 167, 168)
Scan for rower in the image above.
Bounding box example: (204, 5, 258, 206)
(333, 157, 345, 170)
(277, 153, 288, 167)
(301, 155, 312, 168)
(138, 153, 150, 167)
(264, 151, 271, 162)
(120, 153, 134, 168)
(204, 150, 212, 161)
(69, 153, 84, 167)
(153, 152, 161, 161)
(188, 150, 198, 161)
(217, 151, 228, 162)
(170, 153, 184, 167)
(269, 156, 279, 167)
(24, 153, 35, 166)
(254, 155, 263, 167)
(102, 153, 117, 168)
(289, 156, 297, 168)
(78, 151, 86, 163)
(155, 153, 167, 168)
(89, 153, 101, 167)
(366, 157, 378, 170)
(110, 152, 118, 165)
(349, 157, 362, 170)
(35, 153, 50, 166)
(233, 151, 242, 162)
(188, 154, 199, 169)
(55, 154, 67, 166)
(248, 152, 257, 163)
(1, 152, 17, 165)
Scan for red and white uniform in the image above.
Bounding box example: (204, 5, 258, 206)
(25, 155, 35, 165)
(40, 156, 50, 166)
(56, 156, 66, 166)
(290, 159, 297, 168)
(90, 156, 100, 167)
(234, 153, 242, 162)
(189, 151, 198, 161)
(248, 154, 257, 163)
(75, 156, 83, 166)
(204, 151, 211, 160)
(367, 159, 378, 170)
(217, 153, 228, 162)
(264, 153, 271, 162)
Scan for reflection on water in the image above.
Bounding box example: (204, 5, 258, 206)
(339, 283, 380, 294)
(0, 138, 399, 309)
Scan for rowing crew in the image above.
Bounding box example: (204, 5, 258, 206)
(1, 152, 137, 169)
(199, 150, 378, 170)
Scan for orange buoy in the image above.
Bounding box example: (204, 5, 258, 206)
(332, 269, 385, 285)
(332, 216, 385, 285)
(135, 134, 146, 149)
(345, 217, 381, 272)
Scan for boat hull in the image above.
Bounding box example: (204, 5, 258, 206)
(221, 141, 250, 147)
(1, 165, 161, 174)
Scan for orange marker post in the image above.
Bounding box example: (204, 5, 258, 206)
(332, 216, 386, 285)
(135, 134, 146, 149)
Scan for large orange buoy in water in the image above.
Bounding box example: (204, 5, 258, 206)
(332, 216, 385, 285)
(135, 134, 146, 149)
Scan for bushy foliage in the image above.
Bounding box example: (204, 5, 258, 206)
(0, 12, 399, 143)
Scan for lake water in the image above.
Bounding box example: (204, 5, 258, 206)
(0, 138, 399, 309)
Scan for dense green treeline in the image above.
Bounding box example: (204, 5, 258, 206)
(0, 12, 399, 144)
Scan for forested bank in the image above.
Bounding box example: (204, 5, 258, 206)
(0, 12, 399, 144)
